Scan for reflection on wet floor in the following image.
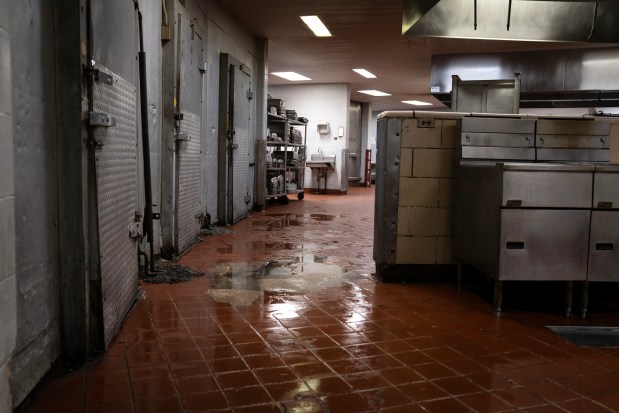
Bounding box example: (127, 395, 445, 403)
(206, 254, 363, 305)
(251, 213, 338, 231)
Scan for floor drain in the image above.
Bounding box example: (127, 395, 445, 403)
(548, 326, 619, 347)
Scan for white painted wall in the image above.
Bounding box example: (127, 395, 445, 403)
(0, 0, 16, 408)
(269, 83, 350, 191)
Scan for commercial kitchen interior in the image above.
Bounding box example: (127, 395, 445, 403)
(3, 0, 619, 412)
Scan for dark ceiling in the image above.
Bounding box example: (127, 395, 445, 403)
(215, 0, 600, 111)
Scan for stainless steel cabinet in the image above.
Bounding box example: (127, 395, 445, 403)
(499, 209, 590, 281)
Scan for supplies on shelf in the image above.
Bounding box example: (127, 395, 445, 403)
(286, 183, 298, 193)
(268, 99, 286, 116)
(290, 128, 303, 144)
(268, 175, 285, 195)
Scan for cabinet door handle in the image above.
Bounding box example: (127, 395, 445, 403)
(506, 242, 525, 249)
(596, 243, 614, 251)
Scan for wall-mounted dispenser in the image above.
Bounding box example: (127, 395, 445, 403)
(317, 122, 330, 135)
(337, 126, 344, 138)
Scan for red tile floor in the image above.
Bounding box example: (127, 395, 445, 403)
(21, 187, 619, 412)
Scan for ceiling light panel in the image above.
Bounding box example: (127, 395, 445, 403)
(358, 90, 391, 96)
(402, 100, 432, 106)
(353, 68, 377, 79)
(270, 72, 311, 81)
(300, 15, 332, 37)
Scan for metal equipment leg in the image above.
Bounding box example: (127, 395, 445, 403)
(581, 281, 589, 319)
(565, 281, 574, 318)
(493, 280, 503, 316)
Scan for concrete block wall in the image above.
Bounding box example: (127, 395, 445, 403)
(0, 0, 16, 408)
(396, 116, 458, 264)
(9, 0, 61, 405)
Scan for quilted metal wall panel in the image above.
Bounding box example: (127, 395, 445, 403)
(232, 127, 249, 223)
(176, 111, 202, 253)
(92, 64, 138, 346)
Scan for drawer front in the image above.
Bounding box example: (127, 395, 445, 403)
(536, 148, 609, 162)
(501, 170, 593, 208)
(461, 117, 536, 134)
(537, 119, 611, 136)
(461, 132, 534, 147)
(499, 209, 590, 281)
(461, 147, 535, 161)
(588, 211, 619, 282)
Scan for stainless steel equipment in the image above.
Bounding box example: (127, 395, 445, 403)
(451, 73, 521, 114)
(537, 119, 610, 162)
(454, 116, 615, 316)
(459, 116, 535, 161)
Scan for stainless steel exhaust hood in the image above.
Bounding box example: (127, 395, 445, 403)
(403, 0, 619, 43)
(430, 47, 619, 108)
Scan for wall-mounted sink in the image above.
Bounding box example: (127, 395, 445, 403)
(307, 154, 336, 169)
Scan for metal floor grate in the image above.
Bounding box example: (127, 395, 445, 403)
(548, 326, 619, 347)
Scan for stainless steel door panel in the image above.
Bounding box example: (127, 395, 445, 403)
(92, 65, 139, 347)
(588, 211, 619, 282)
(537, 135, 608, 148)
(461, 132, 534, 147)
(176, 112, 202, 253)
(536, 148, 609, 162)
(461, 147, 535, 160)
(231, 64, 251, 224)
(537, 119, 611, 136)
(89, 0, 139, 348)
(499, 209, 590, 281)
(501, 169, 593, 208)
(174, 14, 204, 253)
(461, 117, 535, 134)
(593, 170, 619, 209)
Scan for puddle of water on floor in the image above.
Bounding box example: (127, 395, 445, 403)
(205, 254, 362, 306)
(251, 214, 339, 230)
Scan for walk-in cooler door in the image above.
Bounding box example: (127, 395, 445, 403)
(88, 0, 139, 347)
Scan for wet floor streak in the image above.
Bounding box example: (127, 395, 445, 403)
(205, 254, 364, 306)
(251, 213, 339, 231)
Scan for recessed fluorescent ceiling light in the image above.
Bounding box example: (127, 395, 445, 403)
(358, 90, 391, 96)
(402, 100, 433, 106)
(271, 72, 311, 81)
(300, 15, 332, 37)
(353, 68, 377, 79)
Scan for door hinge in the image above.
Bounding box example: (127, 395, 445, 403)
(199, 62, 207, 73)
(226, 129, 235, 140)
(176, 133, 191, 142)
(244, 194, 251, 204)
(231, 143, 239, 149)
(195, 211, 205, 219)
(89, 111, 116, 127)
(134, 211, 143, 222)
(86, 68, 114, 86)
(246, 89, 253, 100)
(129, 222, 142, 239)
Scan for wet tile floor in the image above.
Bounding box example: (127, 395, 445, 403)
(21, 187, 619, 412)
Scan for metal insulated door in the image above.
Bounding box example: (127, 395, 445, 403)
(89, 0, 139, 347)
(231, 65, 251, 224)
(174, 15, 204, 253)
